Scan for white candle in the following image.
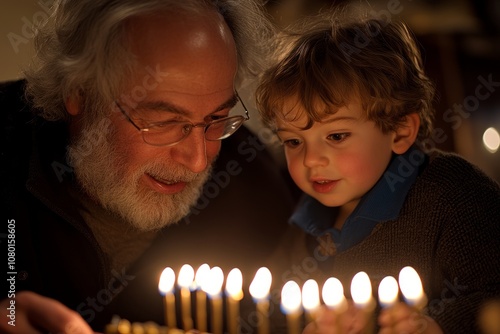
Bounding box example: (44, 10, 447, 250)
(322, 277, 347, 332)
(249, 267, 272, 334)
(322, 277, 347, 311)
(378, 276, 399, 308)
(226, 268, 243, 334)
(158, 267, 177, 329)
(398, 266, 426, 309)
(281, 280, 302, 334)
(302, 279, 320, 324)
(351, 272, 375, 334)
(204, 266, 224, 334)
(194, 264, 210, 332)
(178, 264, 194, 331)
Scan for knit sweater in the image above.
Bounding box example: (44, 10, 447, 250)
(275, 151, 500, 334)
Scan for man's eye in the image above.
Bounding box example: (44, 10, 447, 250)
(328, 133, 350, 142)
(148, 121, 180, 131)
(208, 114, 229, 122)
(282, 139, 302, 148)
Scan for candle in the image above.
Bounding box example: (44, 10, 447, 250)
(378, 276, 399, 333)
(249, 267, 272, 334)
(398, 266, 426, 309)
(158, 267, 177, 329)
(281, 280, 302, 334)
(302, 279, 320, 324)
(378, 276, 399, 308)
(322, 277, 347, 311)
(226, 268, 243, 334)
(322, 277, 347, 333)
(178, 264, 194, 331)
(194, 264, 210, 332)
(351, 271, 375, 334)
(204, 266, 224, 334)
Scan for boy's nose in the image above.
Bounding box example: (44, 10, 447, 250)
(303, 143, 329, 168)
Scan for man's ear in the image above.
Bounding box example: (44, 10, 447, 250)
(392, 113, 420, 154)
(64, 95, 81, 116)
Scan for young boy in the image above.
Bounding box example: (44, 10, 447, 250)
(256, 15, 500, 334)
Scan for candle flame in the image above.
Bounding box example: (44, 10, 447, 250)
(249, 267, 272, 300)
(378, 276, 399, 308)
(178, 264, 195, 289)
(398, 266, 424, 306)
(351, 271, 372, 307)
(226, 268, 243, 300)
(203, 266, 224, 297)
(281, 281, 302, 314)
(322, 277, 346, 309)
(158, 267, 175, 295)
(195, 263, 210, 289)
(302, 279, 320, 312)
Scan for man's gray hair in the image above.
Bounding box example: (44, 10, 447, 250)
(25, 0, 275, 121)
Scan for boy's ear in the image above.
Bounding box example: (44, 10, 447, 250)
(392, 113, 420, 154)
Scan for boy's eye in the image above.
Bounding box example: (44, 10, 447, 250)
(282, 138, 302, 148)
(328, 133, 350, 142)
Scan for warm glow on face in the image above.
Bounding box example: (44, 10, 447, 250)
(322, 277, 345, 309)
(351, 271, 373, 307)
(483, 127, 500, 153)
(398, 266, 424, 305)
(204, 266, 224, 297)
(378, 276, 399, 308)
(302, 279, 320, 312)
(159, 267, 176, 295)
(178, 264, 195, 289)
(226, 268, 243, 300)
(249, 267, 272, 300)
(281, 281, 302, 314)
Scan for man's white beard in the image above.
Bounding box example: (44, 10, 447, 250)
(67, 117, 212, 231)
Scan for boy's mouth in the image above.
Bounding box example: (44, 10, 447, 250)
(311, 179, 338, 193)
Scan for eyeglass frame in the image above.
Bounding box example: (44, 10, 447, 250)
(115, 91, 250, 147)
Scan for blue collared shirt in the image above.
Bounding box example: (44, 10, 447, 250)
(289, 146, 427, 253)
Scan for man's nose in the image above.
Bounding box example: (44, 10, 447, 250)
(171, 127, 208, 173)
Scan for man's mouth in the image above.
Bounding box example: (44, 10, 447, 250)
(144, 173, 188, 194)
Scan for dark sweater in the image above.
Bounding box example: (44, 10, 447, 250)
(274, 150, 500, 334)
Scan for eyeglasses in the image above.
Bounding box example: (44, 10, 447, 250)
(115, 92, 249, 146)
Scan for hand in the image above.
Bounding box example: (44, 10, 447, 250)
(0, 291, 94, 334)
(378, 302, 444, 334)
(302, 302, 367, 334)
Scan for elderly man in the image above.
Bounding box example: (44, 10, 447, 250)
(1, 1, 295, 333)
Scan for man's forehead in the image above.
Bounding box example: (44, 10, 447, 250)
(125, 9, 235, 58)
(123, 9, 238, 96)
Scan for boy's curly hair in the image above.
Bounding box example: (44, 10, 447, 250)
(256, 12, 435, 143)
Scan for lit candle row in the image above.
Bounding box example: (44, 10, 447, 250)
(281, 266, 425, 334)
(158, 265, 424, 334)
(159, 265, 272, 334)
(158, 264, 243, 334)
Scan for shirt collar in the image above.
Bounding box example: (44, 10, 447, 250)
(290, 145, 427, 251)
